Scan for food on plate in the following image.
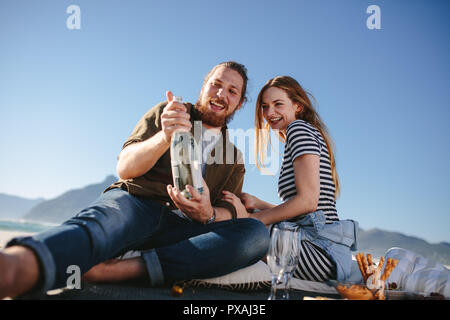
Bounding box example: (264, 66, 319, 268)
(387, 282, 398, 290)
(336, 284, 375, 300)
(428, 292, 445, 300)
(355, 253, 367, 281)
(352, 252, 399, 300)
(367, 253, 374, 267)
(361, 254, 369, 281)
(303, 296, 336, 300)
(375, 256, 385, 277)
(381, 258, 399, 281)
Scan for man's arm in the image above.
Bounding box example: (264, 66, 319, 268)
(117, 91, 191, 180)
(116, 131, 170, 180)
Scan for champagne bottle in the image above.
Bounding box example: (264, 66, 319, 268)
(170, 96, 203, 199)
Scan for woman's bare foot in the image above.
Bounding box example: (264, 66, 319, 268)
(82, 258, 146, 283)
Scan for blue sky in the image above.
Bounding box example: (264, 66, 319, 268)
(1, 0, 449, 243)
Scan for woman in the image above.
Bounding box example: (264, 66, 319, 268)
(222, 76, 358, 282)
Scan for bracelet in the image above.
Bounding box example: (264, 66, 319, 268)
(205, 208, 216, 224)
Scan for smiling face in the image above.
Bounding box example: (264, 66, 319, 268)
(261, 86, 301, 131)
(195, 66, 244, 128)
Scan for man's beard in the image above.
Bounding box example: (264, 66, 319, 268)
(194, 97, 236, 128)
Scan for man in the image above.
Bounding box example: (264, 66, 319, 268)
(0, 61, 269, 299)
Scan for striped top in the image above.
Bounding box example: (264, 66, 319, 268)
(278, 120, 339, 223)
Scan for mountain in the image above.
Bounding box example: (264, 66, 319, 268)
(23, 175, 118, 223)
(0, 193, 45, 220)
(357, 228, 450, 266)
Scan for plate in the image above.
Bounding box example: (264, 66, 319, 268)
(386, 290, 447, 300)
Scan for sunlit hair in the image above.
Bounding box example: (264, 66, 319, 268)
(202, 61, 249, 105)
(255, 76, 340, 199)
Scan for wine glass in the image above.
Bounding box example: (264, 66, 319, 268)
(280, 224, 299, 300)
(266, 222, 299, 300)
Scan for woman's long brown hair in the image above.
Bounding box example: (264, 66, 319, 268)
(255, 76, 340, 199)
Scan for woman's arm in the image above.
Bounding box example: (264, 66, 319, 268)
(251, 154, 320, 225)
(238, 192, 276, 211)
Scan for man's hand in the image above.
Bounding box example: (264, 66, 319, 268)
(167, 179, 214, 224)
(160, 91, 192, 143)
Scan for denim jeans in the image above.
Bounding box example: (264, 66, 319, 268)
(6, 188, 270, 296)
(287, 211, 359, 281)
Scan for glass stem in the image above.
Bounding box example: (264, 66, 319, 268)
(268, 275, 278, 300)
(282, 273, 291, 300)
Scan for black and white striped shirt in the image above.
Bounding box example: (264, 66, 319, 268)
(278, 120, 339, 223)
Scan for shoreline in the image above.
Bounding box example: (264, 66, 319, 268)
(0, 230, 34, 248)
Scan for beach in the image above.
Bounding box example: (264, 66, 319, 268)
(0, 230, 34, 248)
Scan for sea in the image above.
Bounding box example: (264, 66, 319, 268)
(0, 219, 57, 233)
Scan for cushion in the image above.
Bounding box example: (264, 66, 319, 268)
(184, 261, 272, 291)
(184, 261, 338, 294)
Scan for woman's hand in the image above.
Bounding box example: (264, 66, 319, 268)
(221, 191, 249, 218)
(238, 192, 260, 212)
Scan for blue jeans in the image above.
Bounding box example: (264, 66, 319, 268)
(6, 188, 269, 296)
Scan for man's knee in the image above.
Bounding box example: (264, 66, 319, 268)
(234, 218, 270, 262)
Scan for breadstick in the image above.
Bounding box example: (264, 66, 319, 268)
(381, 258, 397, 281)
(382, 258, 392, 278)
(382, 258, 399, 281)
(391, 258, 399, 269)
(361, 254, 369, 279)
(367, 255, 384, 285)
(356, 253, 367, 281)
(375, 256, 385, 275)
(367, 254, 374, 267)
(366, 254, 376, 283)
(356, 253, 363, 277)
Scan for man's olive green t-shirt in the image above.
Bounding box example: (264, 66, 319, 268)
(105, 101, 245, 219)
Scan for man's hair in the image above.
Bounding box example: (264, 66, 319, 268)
(202, 61, 249, 105)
